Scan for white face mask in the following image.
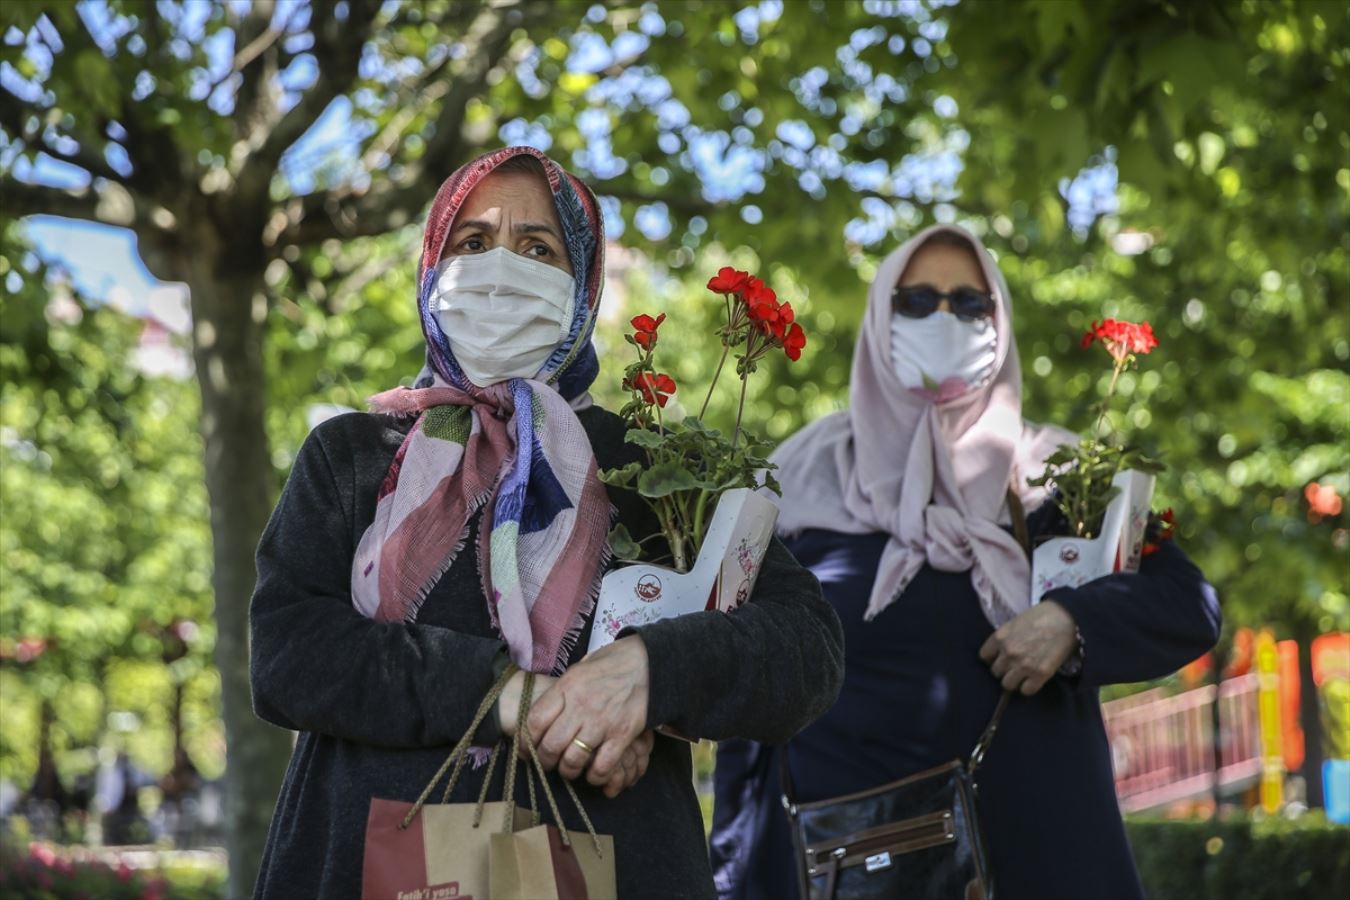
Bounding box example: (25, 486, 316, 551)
(889, 310, 998, 395)
(432, 247, 577, 387)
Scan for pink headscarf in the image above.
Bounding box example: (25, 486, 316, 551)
(772, 225, 1073, 627)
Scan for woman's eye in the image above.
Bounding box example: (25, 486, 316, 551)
(461, 237, 486, 252)
(527, 243, 552, 258)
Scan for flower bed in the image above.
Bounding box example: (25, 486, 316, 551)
(0, 838, 225, 900)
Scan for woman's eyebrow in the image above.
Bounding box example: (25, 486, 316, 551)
(452, 218, 495, 234)
(513, 222, 562, 240)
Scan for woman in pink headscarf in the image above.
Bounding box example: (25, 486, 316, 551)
(712, 226, 1221, 900)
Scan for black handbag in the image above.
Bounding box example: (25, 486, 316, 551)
(780, 691, 1010, 900)
(779, 487, 1030, 899)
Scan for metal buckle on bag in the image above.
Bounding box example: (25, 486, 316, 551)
(781, 794, 798, 816)
(864, 851, 893, 873)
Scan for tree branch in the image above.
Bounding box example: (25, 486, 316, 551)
(600, 185, 717, 216)
(0, 178, 124, 225)
(272, 0, 542, 248)
(354, 53, 456, 174)
(231, 0, 292, 137)
(416, 1, 531, 178)
(45, 9, 184, 197)
(234, 0, 380, 201)
(233, 2, 289, 73)
(0, 85, 127, 187)
(0, 177, 182, 277)
(268, 180, 429, 247)
(0, 83, 39, 142)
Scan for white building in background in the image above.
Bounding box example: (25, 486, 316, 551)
(128, 284, 193, 380)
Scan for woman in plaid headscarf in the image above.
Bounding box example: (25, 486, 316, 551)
(249, 147, 844, 898)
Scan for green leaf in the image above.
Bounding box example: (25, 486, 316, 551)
(637, 462, 701, 498)
(607, 523, 642, 561)
(624, 428, 666, 449)
(597, 462, 641, 487)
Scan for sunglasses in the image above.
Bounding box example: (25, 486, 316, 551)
(892, 284, 996, 322)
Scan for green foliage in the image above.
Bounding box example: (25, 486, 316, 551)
(1029, 439, 1159, 539)
(936, 0, 1350, 634)
(598, 275, 790, 570)
(1126, 813, 1350, 900)
(0, 241, 221, 786)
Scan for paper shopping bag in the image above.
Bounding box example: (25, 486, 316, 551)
(489, 823, 617, 900)
(361, 797, 533, 900)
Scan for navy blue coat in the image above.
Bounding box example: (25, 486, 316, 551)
(711, 515, 1220, 900)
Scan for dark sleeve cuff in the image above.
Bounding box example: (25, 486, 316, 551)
(1042, 592, 1088, 684)
(470, 647, 514, 746)
(620, 616, 703, 731)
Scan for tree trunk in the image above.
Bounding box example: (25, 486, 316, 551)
(186, 241, 292, 898)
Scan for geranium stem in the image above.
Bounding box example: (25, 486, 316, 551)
(1094, 360, 1125, 438)
(692, 489, 712, 549)
(700, 344, 730, 420)
(656, 497, 687, 572)
(732, 370, 749, 448)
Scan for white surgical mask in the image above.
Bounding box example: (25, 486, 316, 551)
(890, 310, 998, 394)
(432, 247, 577, 387)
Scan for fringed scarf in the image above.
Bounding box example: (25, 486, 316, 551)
(350, 147, 611, 675)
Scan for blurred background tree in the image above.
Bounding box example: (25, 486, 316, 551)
(0, 239, 220, 824)
(1, 0, 1345, 892)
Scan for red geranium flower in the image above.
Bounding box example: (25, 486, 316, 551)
(631, 313, 666, 350)
(707, 266, 751, 295)
(782, 322, 807, 361)
(625, 371, 678, 407)
(1142, 508, 1176, 557)
(744, 279, 784, 335)
(1082, 318, 1159, 363)
(743, 276, 775, 308)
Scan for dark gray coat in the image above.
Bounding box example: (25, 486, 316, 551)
(249, 407, 844, 899)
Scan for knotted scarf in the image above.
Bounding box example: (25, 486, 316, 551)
(772, 225, 1074, 627)
(350, 147, 611, 674)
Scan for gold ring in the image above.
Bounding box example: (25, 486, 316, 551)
(571, 737, 595, 755)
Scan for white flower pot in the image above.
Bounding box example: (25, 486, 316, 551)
(586, 488, 780, 655)
(1031, 469, 1155, 603)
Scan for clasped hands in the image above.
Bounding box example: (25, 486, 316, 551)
(496, 635, 654, 799)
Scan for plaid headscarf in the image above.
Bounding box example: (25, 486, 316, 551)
(350, 147, 611, 674)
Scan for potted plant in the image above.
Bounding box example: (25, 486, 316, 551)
(1028, 317, 1165, 601)
(587, 267, 806, 653)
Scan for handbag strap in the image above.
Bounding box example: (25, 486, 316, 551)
(520, 703, 605, 857)
(401, 663, 605, 858)
(781, 485, 1031, 808)
(967, 689, 1011, 773)
(779, 686, 1012, 812)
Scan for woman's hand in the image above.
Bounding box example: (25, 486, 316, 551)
(979, 601, 1078, 695)
(527, 635, 650, 782)
(498, 671, 557, 737)
(590, 729, 655, 799)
